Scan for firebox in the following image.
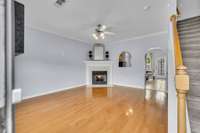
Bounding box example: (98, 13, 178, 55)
(92, 71, 107, 85)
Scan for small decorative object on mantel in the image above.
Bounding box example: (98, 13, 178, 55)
(93, 43, 105, 60)
(105, 51, 109, 60)
(88, 51, 93, 60)
(88, 43, 110, 61)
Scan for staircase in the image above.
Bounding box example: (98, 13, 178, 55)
(178, 16, 200, 133)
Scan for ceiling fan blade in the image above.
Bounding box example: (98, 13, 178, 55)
(104, 31, 115, 35)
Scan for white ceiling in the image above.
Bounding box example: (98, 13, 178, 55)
(178, 0, 200, 20)
(17, 0, 169, 44)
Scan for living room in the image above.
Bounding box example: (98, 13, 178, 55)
(12, 0, 169, 132)
(1, 0, 189, 132)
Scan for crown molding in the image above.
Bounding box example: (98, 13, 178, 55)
(108, 31, 168, 45)
(25, 25, 91, 45)
(25, 25, 168, 46)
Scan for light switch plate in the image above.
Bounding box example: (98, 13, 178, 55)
(12, 88, 22, 104)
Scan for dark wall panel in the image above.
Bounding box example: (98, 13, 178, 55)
(15, 1, 24, 56)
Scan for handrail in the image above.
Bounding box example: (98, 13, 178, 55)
(170, 14, 190, 133)
(170, 15, 183, 67)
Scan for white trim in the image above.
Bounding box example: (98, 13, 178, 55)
(109, 31, 168, 44)
(114, 83, 144, 89)
(22, 84, 86, 100)
(86, 84, 113, 88)
(26, 25, 167, 45)
(25, 25, 91, 45)
(0, 98, 4, 108)
(22, 83, 145, 100)
(85, 61, 113, 87)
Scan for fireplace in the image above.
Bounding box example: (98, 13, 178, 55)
(92, 71, 107, 85)
(85, 61, 113, 87)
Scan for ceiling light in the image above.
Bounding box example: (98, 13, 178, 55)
(100, 33, 105, 39)
(92, 33, 98, 40)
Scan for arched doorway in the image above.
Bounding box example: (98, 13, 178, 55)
(144, 48, 167, 100)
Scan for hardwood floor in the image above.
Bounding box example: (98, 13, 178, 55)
(16, 86, 167, 133)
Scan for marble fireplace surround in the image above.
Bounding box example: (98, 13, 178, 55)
(85, 61, 113, 87)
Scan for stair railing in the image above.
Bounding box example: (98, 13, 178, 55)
(170, 15, 190, 133)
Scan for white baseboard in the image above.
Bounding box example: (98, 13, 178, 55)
(22, 83, 143, 100)
(114, 83, 144, 89)
(86, 84, 113, 88)
(23, 84, 86, 100)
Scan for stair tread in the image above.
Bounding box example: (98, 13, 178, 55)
(179, 33, 200, 39)
(180, 39, 200, 45)
(178, 16, 200, 24)
(188, 95, 200, 101)
(187, 69, 200, 73)
(182, 50, 200, 53)
(181, 47, 200, 51)
(178, 21, 200, 26)
(182, 51, 200, 57)
(179, 29, 200, 36)
(178, 28, 200, 34)
(190, 120, 200, 126)
(178, 25, 200, 31)
(181, 44, 200, 47)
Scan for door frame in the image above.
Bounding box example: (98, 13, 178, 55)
(5, 0, 15, 132)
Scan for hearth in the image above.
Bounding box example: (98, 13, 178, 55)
(92, 71, 107, 85)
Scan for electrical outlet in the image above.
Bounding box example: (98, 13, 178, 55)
(12, 88, 22, 104)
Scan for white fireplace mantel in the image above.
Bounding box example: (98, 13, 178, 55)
(85, 61, 113, 87)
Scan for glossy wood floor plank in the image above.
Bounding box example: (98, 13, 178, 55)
(16, 86, 167, 133)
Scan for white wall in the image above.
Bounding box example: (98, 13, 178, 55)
(15, 27, 90, 99)
(168, 22, 177, 133)
(178, 0, 200, 20)
(167, 0, 178, 132)
(107, 33, 168, 88)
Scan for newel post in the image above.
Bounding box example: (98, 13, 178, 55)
(176, 65, 190, 133)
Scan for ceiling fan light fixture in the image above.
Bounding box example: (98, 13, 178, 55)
(92, 33, 98, 40)
(55, 0, 66, 7)
(101, 25, 106, 31)
(92, 24, 115, 40)
(100, 33, 105, 39)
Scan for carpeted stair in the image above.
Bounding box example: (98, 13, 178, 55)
(178, 16, 200, 133)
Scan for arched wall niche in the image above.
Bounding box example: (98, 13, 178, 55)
(118, 51, 132, 67)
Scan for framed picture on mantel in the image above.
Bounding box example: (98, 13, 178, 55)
(93, 43, 105, 60)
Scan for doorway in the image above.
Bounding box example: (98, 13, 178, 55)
(144, 48, 168, 100)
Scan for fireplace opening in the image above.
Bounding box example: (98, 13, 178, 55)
(92, 71, 107, 85)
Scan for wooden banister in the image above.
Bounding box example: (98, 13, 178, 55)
(170, 15, 190, 133)
(170, 15, 183, 67)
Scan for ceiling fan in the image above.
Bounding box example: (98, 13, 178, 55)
(92, 24, 115, 40)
